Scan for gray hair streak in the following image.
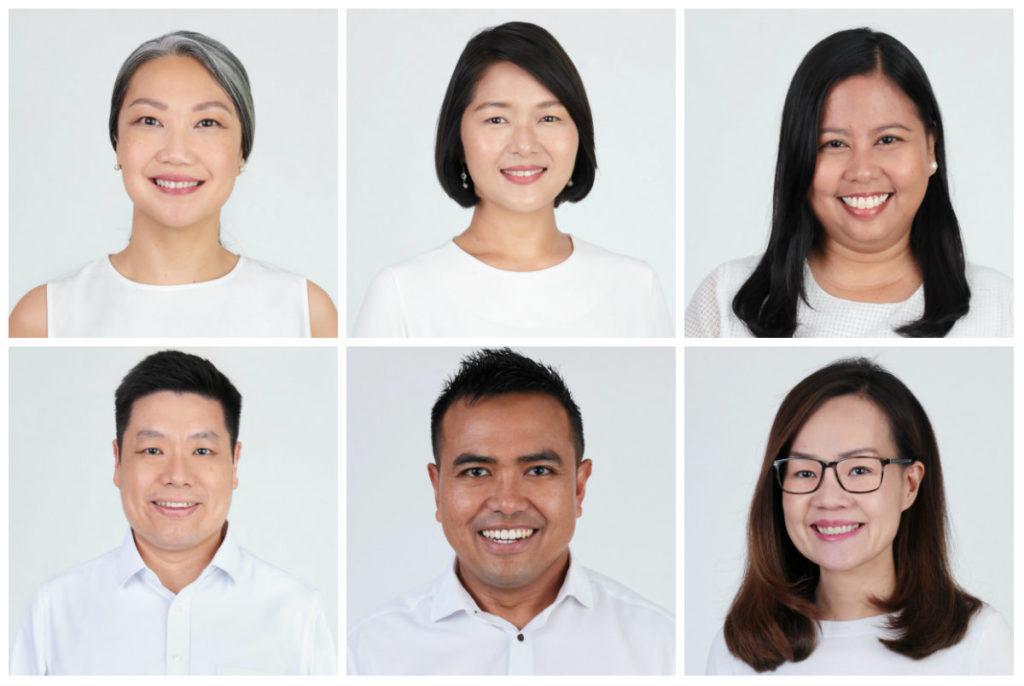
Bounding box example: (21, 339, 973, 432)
(109, 30, 255, 161)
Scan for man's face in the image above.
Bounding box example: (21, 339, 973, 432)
(428, 393, 591, 596)
(114, 391, 240, 556)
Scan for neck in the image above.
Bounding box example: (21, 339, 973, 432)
(132, 523, 226, 594)
(808, 237, 921, 303)
(455, 201, 572, 271)
(815, 551, 896, 621)
(109, 208, 238, 285)
(456, 551, 570, 630)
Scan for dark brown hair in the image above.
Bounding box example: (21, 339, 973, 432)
(724, 358, 980, 671)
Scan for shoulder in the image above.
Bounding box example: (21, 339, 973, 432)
(570, 238, 658, 277)
(235, 547, 322, 603)
(375, 242, 463, 281)
(965, 263, 1012, 295)
(28, 545, 126, 604)
(581, 566, 674, 627)
(236, 256, 308, 285)
(9, 284, 47, 337)
(305, 280, 338, 337)
(684, 256, 759, 337)
(961, 604, 1013, 674)
(348, 578, 437, 638)
(706, 625, 752, 675)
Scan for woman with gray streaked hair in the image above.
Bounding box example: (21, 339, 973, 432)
(9, 30, 337, 338)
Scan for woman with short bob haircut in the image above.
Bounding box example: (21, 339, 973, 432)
(9, 30, 337, 337)
(707, 358, 1011, 674)
(353, 21, 671, 337)
(685, 28, 1011, 337)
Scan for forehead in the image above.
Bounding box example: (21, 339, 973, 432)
(469, 61, 560, 105)
(125, 390, 228, 433)
(439, 393, 572, 462)
(792, 394, 895, 454)
(820, 72, 922, 128)
(123, 55, 233, 109)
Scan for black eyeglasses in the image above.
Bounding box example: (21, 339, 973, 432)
(773, 456, 915, 494)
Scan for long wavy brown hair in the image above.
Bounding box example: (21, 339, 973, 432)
(724, 358, 980, 672)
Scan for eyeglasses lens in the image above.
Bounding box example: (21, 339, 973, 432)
(778, 457, 884, 493)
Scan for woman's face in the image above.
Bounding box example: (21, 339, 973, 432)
(116, 56, 244, 232)
(460, 61, 579, 215)
(781, 394, 924, 581)
(809, 72, 936, 255)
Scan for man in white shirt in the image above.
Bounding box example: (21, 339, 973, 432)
(347, 348, 674, 675)
(10, 350, 337, 675)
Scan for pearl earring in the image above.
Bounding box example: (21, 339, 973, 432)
(566, 179, 574, 188)
(114, 162, 122, 171)
(460, 167, 469, 190)
(930, 161, 938, 172)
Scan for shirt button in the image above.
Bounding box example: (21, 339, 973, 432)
(517, 633, 524, 642)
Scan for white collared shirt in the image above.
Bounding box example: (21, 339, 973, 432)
(347, 557, 674, 675)
(11, 529, 337, 675)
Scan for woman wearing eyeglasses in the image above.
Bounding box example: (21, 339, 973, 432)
(707, 358, 1011, 674)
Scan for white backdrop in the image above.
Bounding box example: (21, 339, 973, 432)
(347, 10, 676, 333)
(9, 346, 339, 653)
(684, 346, 1012, 674)
(346, 346, 675, 629)
(9, 9, 339, 310)
(685, 9, 1013, 304)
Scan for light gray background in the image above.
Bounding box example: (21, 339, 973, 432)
(347, 346, 675, 629)
(9, 10, 339, 310)
(685, 10, 1013, 304)
(9, 346, 339, 652)
(684, 347, 1012, 674)
(347, 10, 676, 334)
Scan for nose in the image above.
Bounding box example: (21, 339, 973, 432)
(842, 145, 881, 182)
(161, 448, 193, 487)
(507, 122, 539, 155)
(156, 125, 195, 165)
(487, 473, 528, 515)
(810, 466, 850, 506)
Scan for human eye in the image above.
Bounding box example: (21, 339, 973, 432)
(460, 466, 490, 478)
(540, 114, 560, 123)
(193, 447, 214, 456)
(485, 116, 507, 125)
(196, 118, 221, 128)
(818, 139, 846, 151)
(845, 458, 878, 476)
(138, 447, 162, 455)
(527, 465, 554, 476)
(135, 116, 161, 127)
(877, 134, 901, 145)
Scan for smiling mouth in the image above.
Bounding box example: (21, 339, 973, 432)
(153, 179, 203, 190)
(813, 523, 862, 535)
(480, 528, 537, 543)
(840, 193, 891, 209)
(153, 500, 198, 508)
(501, 168, 546, 177)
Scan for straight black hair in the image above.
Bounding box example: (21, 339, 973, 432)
(732, 28, 969, 337)
(115, 350, 242, 455)
(435, 22, 596, 208)
(430, 348, 584, 465)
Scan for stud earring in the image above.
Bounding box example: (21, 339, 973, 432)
(239, 163, 245, 174)
(460, 166, 470, 190)
(930, 161, 938, 172)
(566, 179, 574, 188)
(114, 162, 122, 171)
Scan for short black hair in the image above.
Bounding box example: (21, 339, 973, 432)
(435, 21, 597, 208)
(115, 350, 242, 456)
(732, 28, 969, 337)
(430, 348, 584, 465)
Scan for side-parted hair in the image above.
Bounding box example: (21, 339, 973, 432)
(109, 30, 255, 162)
(732, 28, 969, 337)
(430, 348, 584, 465)
(115, 350, 243, 456)
(435, 22, 596, 208)
(724, 358, 980, 671)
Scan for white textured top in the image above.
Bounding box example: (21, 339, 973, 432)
(11, 528, 337, 675)
(47, 255, 310, 337)
(706, 604, 1012, 675)
(353, 237, 673, 337)
(347, 557, 674, 675)
(685, 256, 1012, 337)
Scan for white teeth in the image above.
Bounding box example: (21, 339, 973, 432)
(154, 501, 197, 508)
(502, 168, 544, 177)
(154, 179, 201, 189)
(841, 193, 890, 209)
(816, 523, 861, 535)
(481, 528, 535, 542)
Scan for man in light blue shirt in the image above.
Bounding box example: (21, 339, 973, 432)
(11, 351, 336, 675)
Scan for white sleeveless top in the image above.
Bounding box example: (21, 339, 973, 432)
(47, 256, 310, 337)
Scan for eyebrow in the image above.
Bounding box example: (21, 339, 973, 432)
(470, 99, 564, 112)
(125, 98, 232, 114)
(819, 123, 913, 136)
(789, 448, 882, 459)
(451, 450, 564, 468)
(133, 429, 220, 440)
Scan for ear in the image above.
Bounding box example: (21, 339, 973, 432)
(231, 442, 242, 490)
(427, 462, 441, 523)
(112, 439, 121, 487)
(900, 460, 925, 511)
(927, 132, 937, 176)
(574, 459, 593, 518)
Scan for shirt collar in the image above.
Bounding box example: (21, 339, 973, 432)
(113, 523, 242, 588)
(429, 552, 593, 623)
